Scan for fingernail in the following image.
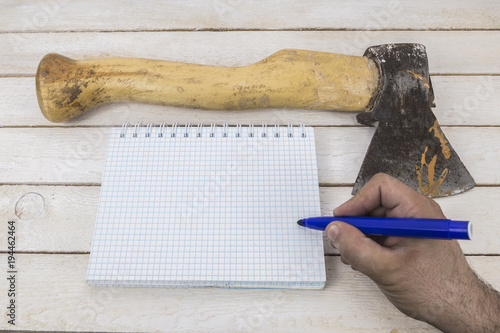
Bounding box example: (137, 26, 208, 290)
(326, 224, 340, 248)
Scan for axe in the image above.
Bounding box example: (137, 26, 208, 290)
(35, 43, 475, 197)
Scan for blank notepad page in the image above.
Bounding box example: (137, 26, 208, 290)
(87, 124, 326, 289)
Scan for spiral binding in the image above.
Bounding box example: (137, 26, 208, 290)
(197, 123, 203, 137)
(133, 122, 143, 138)
(118, 123, 308, 138)
(184, 123, 191, 137)
(210, 123, 216, 138)
(146, 123, 153, 137)
(300, 124, 306, 138)
(172, 123, 178, 137)
(159, 122, 166, 137)
(120, 122, 131, 137)
(236, 124, 242, 138)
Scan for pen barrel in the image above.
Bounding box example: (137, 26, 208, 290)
(302, 216, 471, 240)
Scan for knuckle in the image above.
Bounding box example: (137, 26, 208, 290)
(373, 172, 389, 183)
(340, 250, 356, 267)
(339, 242, 364, 269)
(429, 198, 442, 211)
(422, 196, 446, 218)
(429, 199, 440, 211)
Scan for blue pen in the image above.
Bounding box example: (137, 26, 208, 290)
(297, 216, 472, 240)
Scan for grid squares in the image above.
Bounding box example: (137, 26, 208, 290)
(87, 124, 326, 289)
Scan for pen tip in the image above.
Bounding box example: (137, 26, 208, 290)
(297, 219, 303, 226)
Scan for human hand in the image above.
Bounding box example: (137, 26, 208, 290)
(326, 173, 500, 332)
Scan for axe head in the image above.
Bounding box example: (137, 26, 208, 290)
(353, 44, 475, 197)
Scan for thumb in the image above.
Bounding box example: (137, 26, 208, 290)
(326, 221, 390, 279)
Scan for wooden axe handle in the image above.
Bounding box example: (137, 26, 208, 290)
(36, 49, 379, 122)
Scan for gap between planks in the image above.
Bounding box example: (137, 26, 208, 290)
(1, 251, 498, 257)
(1, 125, 500, 129)
(0, 183, 499, 187)
(2, 331, 113, 333)
(0, 331, 113, 333)
(1, 28, 500, 34)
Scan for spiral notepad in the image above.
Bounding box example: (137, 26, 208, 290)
(87, 123, 325, 289)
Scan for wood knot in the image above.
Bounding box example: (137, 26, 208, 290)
(15, 192, 45, 220)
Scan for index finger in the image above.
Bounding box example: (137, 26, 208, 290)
(333, 173, 445, 219)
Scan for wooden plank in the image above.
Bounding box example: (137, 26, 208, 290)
(3, 31, 500, 75)
(0, 127, 497, 185)
(2, 3, 496, 333)
(0, 254, 497, 332)
(2, 0, 499, 32)
(0, 185, 98, 253)
(1, 186, 499, 255)
(2, 76, 499, 127)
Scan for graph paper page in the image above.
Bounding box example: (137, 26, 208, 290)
(87, 125, 325, 289)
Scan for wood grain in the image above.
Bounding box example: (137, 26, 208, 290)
(0, 185, 98, 253)
(35, 50, 378, 122)
(2, 76, 499, 127)
(2, 0, 499, 32)
(3, 31, 500, 75)
(0, 127, 497, 185)
(1, 186, 499, 255)
(1, 2, 499, 332)
(0, 254, 497, 332)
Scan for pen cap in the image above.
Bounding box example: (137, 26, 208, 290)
(449, 220, 472, 240)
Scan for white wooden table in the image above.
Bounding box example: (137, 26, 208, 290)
(1, 1, 499, 332)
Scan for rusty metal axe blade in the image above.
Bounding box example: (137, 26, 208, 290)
(352, 44, 475, 197)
